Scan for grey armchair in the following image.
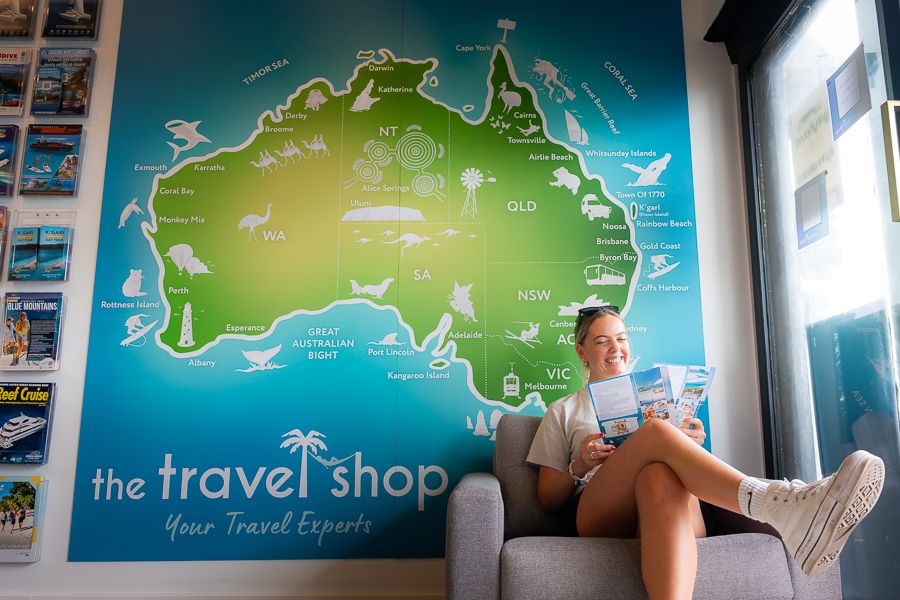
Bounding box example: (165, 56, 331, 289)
(446, 414, 841, 600)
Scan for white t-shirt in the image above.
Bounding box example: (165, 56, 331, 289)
(526, 388, 602, 484)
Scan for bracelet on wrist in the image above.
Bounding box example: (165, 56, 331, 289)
(567, 459, 588, 486)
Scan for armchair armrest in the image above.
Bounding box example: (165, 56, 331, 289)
(446, 472, 504, 600)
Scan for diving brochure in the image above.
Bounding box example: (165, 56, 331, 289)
(587, 365, 715, 446)
(0, 382, 54, 464)
(0, 50, 30, 115)
(0, 475, 47, 562)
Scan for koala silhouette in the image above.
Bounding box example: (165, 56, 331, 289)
(550, 167, 580, 195)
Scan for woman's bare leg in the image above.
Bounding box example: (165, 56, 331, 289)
(633, 463, 706, 600)
(577, 418, 743, 537)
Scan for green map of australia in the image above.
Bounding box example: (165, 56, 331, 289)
(146, 46, 639, 405)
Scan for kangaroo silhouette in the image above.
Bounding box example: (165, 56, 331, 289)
(383, 233, 430, 256)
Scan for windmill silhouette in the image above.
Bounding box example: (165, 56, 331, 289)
(460, 168, 484, 218)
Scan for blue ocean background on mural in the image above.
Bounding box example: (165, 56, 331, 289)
(70, 0, 704, 560)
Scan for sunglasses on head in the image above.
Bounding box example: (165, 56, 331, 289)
(577, 305, 620, 318)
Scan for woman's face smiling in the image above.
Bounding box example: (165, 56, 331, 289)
(576, 314, 630, 381)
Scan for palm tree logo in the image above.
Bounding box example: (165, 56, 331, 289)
(280, 429, 327, 498)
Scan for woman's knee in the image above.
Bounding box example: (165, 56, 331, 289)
(634, 462, 689, 508)
(627, 417, 682, 448)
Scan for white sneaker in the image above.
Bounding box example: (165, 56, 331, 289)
(761, 450, 884, 577)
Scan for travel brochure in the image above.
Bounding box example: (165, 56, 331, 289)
(0, 475, 46, 562)
(31, 47, 94, 116)
(0, 206, 7, 273)
(43, 0, 101, 39)
(587, 364, 715, 446)
(0, 125, 18, 194)
(0, 291, 63, 370)
(0, 382, 53, 464)
(0, 1, 36, 38)
(6, 210, 75, 281)
(0, 49, 30, 115)
(19, 124, 83, 196)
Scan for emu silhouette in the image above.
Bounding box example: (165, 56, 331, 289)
(238, 204, 273, 242)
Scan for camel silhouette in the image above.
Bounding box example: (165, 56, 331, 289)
(303, 135, 330, 158)
(238, 204, 273, 242)
(275, 140, 306, 164)
(250, 151, 282, 175)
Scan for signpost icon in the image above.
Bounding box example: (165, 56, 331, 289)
(497, 18, 516, 43)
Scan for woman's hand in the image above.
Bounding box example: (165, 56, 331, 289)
(575, 432, 615, 474)
(680, 418, 706, 446)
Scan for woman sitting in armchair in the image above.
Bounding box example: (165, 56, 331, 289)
(526, 306, 884, 600)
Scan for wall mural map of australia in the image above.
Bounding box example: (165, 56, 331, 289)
(70, 0, 705, 560)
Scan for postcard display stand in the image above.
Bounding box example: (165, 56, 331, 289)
(0, 0, 99, 564)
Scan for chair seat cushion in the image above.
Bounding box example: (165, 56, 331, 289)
(500, 533, 794, 600)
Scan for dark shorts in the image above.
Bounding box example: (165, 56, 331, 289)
(557, 490, 582, 536)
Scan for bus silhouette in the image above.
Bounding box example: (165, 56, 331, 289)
(584, 262, 626, 286)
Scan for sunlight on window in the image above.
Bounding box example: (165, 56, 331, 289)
(780, 0, 889, 323)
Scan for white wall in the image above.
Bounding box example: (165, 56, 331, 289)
(0, 0, 762, 597)
(683, 0, 766, 476)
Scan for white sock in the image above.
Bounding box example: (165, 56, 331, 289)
(738, 477, 770, 521)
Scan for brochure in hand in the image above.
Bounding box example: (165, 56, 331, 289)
(660, 364, 716, 426)
(587, 365, 715, 446)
